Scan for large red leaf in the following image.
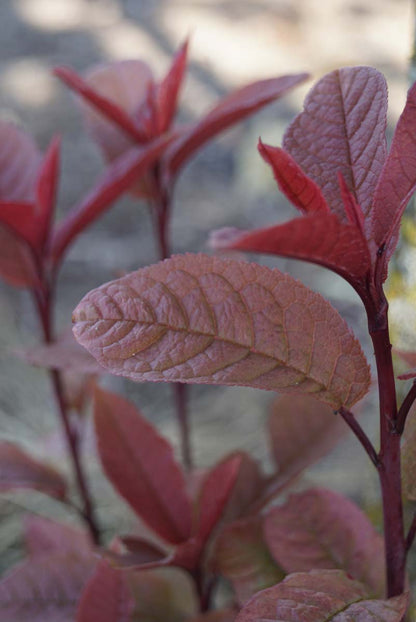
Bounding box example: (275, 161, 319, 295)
(35, 135, 60, 249)
(267, 394, 348, 485)
(0, 121, 42, 203)
(50, 136, 172, 264)
(371, 81, 416, 263)
(258, 142, 329, 214)
(0, 440, 67, 500)
(0, 202, 39, 249)
(219, 214, 372, 284)
(283, 67, 388, 223)
(77, 560, 134, 622)
(263, 488, 385, 596)
(94, 386, 192, 544)
(156, 40, 189, 134)
(236, 570, 408, 622)
(213, 516, 284, 605)
(166, 73, 309, 177)
(73, 254, 371, 409)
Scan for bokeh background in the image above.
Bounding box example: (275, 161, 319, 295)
(0, 0, 415, 587)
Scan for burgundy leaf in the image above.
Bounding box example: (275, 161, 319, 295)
(267, 394, 348, 484)
(72, 254, 370, 409)
(371, 82, 416, 264)
(0, 121, 42, 203)
(283, 67, 388, 222)
(166, 73, 309, 177)
(94, 386, 192, 544)
(119, 536, 168, 565)
(54, 63, 150, 150)
(0, 440, 67, 500)
(213, 516, 284, 605)
(77, 560, 134, 622)
(402, 405, 416, 501)
(156, 39, 189, 134)
(194, 454, 241, 542)
(35, 135, 60, 249)
(258, 141, 329, 214)
(24, 515, 92, 557)
(0, 224, 39, 287)
(0, 550, 96, 622)
(51, 136, 172, 264)
(338, 172, 365, 233)
(0, 202, 39, 249)
(221, 451, 266, 523)
(235, 569, 408, 622)
(264, 488, 385, 596)
(221, 213, 372, 284)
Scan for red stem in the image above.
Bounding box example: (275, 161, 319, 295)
(370, 314, 406, 597)
(33, 284, 100, 545)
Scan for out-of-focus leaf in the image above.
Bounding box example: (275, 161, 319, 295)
(189, 610, 236, 622)
(35, 136, 60, 249)
(51, 136, 172, 264)
(77, 559, 134, 622)
(166, 73, 309, 177)
(0, 224, 39, 288)
(283, 67, 387, 223)
(94, 386, 192, 544)
(156, 40, 188, 134)
(0, 121, 42, 203)
(0, 441, 67, 501)
(402, 405, 416, 501)
(235, 570, 408, 622)
(264, 488, 385, 596)
(0, 550, 96, 622)
(213, 516, 284, 605)
(221, 451, 266, 523)
(267, 394, 348, 484)
(73, 254, 371, 410)
(24, 515, 92, 557)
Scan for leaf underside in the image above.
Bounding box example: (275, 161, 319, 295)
(73, 254, 370, 409)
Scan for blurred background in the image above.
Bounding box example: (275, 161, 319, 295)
(0, 0, 415, 579)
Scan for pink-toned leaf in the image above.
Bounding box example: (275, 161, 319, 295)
(194, 454, 241, 542)
(221, 214, 372, 284)
(24, 515, 92, 557)
(338, 172, 365, 233)
(213, 516, 284, 605)
(283, 67, 388, 222)
(264, 488, 385, 596)
(267, 394, 348, 485)
(73, 254, 371, 410)
(77, 559, 134, 622)
(0, 202, 39, 249)
(94, 386, 192, 544)
(54, 62, 151, 153)
(236, 569, 408, 622)
(35, 135, 60, 249)
(0, 224, 39, 287)
(402, 405, 416, 501)
(51, 136, 172, 264)
(258, 142, 329, 214)
(166, 73, 309, 177)
(0, 550, 96, 622)
(156, 40, 189, 134)
(0, 121, 42, 203)
(371, 81, 416, 263)
(118, 536, 168, 565)
(0, 440, 67, 500)
(221, 451, 266, 522)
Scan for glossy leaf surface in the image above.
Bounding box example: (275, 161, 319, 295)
(73, 254, 370, 409)
(236, 570, 408, 622)
(264, 488, 385, 596)
(94, 386, 192, 544)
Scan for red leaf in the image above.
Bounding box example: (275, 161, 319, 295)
(166, 73, 309, 177)
(264, 488, 385, 596)
(35, 135, 60, 250)
(24, 515, 92, 557)
(0, 224, 39, 287)
(72, 254, 371, 410)
(54, 63, 150, 149)
(0, 121, 42, 203)
(371, 81, 416, 263)
(221, 213, 372, 284)
(236, 569, 408, 622)
(0, 440, 67, 500)
(0, 202, 38, 248)
(283, 67, 388, 223)
(194, 454, 241, 542)
(156, 39, 189, 134)
(221, 451, 266, 523)
(51, 136, 172, 264)
(94, 386, 192, 544)
(77, 560, 134, 622)
(258, 142, 329, 214)
(267, 394, 348, 485)
(213, 516, 284, 605)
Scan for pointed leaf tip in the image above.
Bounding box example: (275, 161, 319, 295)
(73, 254, 370, 409)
